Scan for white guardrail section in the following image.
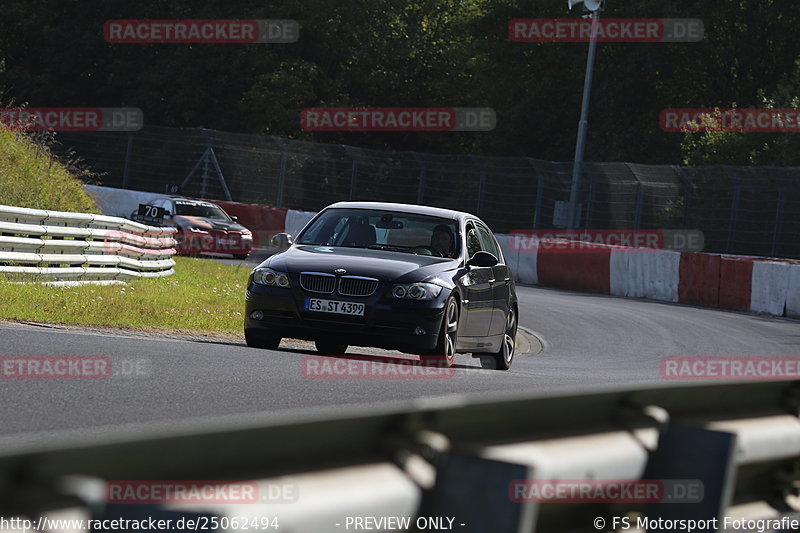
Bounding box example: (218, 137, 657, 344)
(1, 381, 799, 533)
(0, 204, 177, 283)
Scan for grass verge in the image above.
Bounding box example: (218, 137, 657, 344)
(0, 128, 98, 213)
(0, 257, 251, 337)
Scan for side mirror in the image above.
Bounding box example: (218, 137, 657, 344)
(270, 232, 293, 250)
(467, 251, 498, 268)
(230, 215, 238, 222)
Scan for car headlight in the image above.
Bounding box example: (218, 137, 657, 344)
(391, 282, 442, 300)
(253, 268, 291, 288)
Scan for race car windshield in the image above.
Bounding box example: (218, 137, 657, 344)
(297, 209, 460, 257)
(173, 203, 230, 220)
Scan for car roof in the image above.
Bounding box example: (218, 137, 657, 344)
(158, 197, 217, 205)
(168, 197, 208, 202)
(326, 201, 471, 221)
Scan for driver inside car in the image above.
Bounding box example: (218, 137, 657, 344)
(431, 224, 456, 258)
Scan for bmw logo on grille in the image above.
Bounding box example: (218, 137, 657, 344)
(334, 268, 347, 274)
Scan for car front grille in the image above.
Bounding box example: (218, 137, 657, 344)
(338, 276, 379, 297)
(300, 272, 336, 293)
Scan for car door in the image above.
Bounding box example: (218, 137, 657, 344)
(457, 222, 494, 343)
(476, 223, 511, 339)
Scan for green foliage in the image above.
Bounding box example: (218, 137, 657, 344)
(683, 59, 800, 166)
(0, 128, 99, 212)
(0, 0, 799, 163)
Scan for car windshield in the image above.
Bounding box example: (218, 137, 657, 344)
(297, 209, 460, 257)
(173, 202, 230, 220)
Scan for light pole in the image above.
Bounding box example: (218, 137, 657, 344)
(566, 0, 603, 230)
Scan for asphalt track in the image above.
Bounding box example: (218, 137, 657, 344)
(1, 285, 798, 445)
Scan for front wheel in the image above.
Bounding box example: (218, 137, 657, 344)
(479, 307, 516, 371)
(424, 296, 458, 368)
(245, 329, 281, 350)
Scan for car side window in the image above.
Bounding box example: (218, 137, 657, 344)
(476, 224, 501, 261)
(466, 224, 481, 258)
(150, 198, 172, 213)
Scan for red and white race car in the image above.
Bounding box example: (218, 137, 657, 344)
(132, 197, 253, 259)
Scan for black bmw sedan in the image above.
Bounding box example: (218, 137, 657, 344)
(244, 202, 518, 370)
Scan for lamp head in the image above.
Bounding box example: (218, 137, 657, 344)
(568, 0, 603, 12)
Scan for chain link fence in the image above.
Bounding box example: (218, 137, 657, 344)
(54, 125, 800, 259)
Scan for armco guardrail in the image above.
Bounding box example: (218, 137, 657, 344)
(0, 204, 177, 283)
(1, 381, 799, 532)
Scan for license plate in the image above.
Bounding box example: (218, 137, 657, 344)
(304, 298, 365, 316)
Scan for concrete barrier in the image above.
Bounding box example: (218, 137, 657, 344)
(750, 260, 791, 316)
(83, 185, 165, 218)
(515, 244, 538, 285)
(679, 252, 721, 308)
(502, 234, 538, 285)
(609, 247, 630, 297)
(610, 248, 680, 302)
(81, 185, 796, 319)
(718, 257, 754, 311)
(495, 234, 521, 282)
(211, 200, 288, 248)
(787, 264, 800, 318)
(536, 241, 610, 294)
(285, 209, 318, 238)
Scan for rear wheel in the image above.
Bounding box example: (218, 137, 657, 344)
(479, 307, 516, 371)
(315, 340, 348, 355)
(424, 296, 458, 368)
(244, 329, 281, 350)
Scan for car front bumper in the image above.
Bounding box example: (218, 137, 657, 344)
(176, 230, 253, 255)
(244, 281, 448, 353)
